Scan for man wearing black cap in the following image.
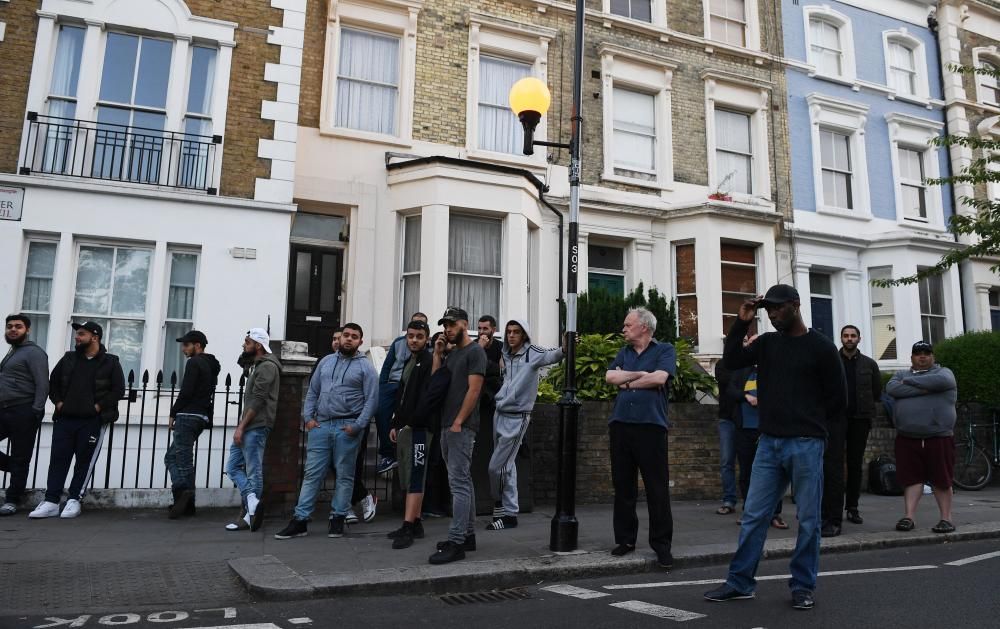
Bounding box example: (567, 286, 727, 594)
(429, 307, 486, 565)
(164, 331, 221, 519)
(704, 284, 845, 611)
(30, 322, 125, 519)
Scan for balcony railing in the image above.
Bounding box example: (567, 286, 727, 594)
(19, 112, 221, 194)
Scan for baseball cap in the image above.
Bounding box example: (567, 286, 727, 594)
(911, 341, 933, 354)
(760, 284, 800, 305)
(246, 328, 272, 353)
(176, 330, 208, 346)
(438, 306, 469, 326)
(72, 321, 103, 338)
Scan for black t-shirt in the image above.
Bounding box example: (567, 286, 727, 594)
(483, 338, 502, 364)
(723, 319, 847, 439)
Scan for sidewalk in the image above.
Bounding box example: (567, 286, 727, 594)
(2, 488, 1000, 608)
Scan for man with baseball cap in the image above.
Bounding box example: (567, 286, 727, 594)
(30, 321, 124, 519)
(225, 328, 281, 531)
(886, 341, 958, 534)
(705, 284, 846, 611)
(164, 330, 220, 519)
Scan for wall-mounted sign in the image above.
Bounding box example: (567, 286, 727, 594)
(0, 186, 24, 221)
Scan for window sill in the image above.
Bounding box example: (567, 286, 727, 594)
(816, 205, 873, 221)
(601, 171, 673, 192)
(807, 71, 861, 92)
(464, 148, 548, 171)
(897, 217, 947, 233)
(319, 126, 413, 149)
(890, 92, 933, 108)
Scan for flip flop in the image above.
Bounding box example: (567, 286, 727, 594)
(895, 517, 915, 531)
(716, 505, 735, 515)
(931, 520, 955, 534)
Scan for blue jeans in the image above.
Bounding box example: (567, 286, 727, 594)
(294, 419, 362, 520)
(165, 414, 206, 490)
(375, 382, 399, 459)
(226, 426, 270, 501)
(726, 435, 825, 594)
(718, 419, 738, 506)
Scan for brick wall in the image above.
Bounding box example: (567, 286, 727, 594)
(0, 0, 40, 174)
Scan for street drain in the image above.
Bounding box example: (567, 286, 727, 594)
(439, 588, 532, 606)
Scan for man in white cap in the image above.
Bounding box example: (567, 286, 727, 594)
(225, 328, 281, 531)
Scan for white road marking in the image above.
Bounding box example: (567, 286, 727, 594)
(288, 620, 314, 625)
(604, 565, 938, 590)
(195, 608, 238, 619)
(541, 584, 611, 599)
(610, 601, 706, 622)
(945, 550, 1000, 566)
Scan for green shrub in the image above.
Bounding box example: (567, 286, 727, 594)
(932, 331, 1000, 407)
(538, 333, 717, 403)
(575, 283, 678, 343)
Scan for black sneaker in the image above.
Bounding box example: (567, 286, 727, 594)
(328, 516, 345, 538)
(846, 509, 863, 524)
(392, 527, 415, 550)
(429, 540, 466, 564)
(704, 584, 755, 602)
(436, 534, 476, 552)
(611, 543, 635, 557)
(274, 518, 308, 540)
(168, 490, 194, 520)
(820, 522, 841, 537)
(791, 590, 815, 610)
(656, 551, 674, 570)
(388, 520, 424, 539)
(487, 515, 518, 530)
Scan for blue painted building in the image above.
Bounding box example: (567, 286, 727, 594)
(782, 0, 962, 366)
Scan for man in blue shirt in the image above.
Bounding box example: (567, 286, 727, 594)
(604, 307, 677, 569)
(274, 322, 379, 540)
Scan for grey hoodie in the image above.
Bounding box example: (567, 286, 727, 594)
(0, 340, 49, 412)
(885, 364, 957, 438)
(494, 319, 563, 414)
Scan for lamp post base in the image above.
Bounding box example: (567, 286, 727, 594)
(550, 514, 579, 552)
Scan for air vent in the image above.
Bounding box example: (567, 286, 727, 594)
(440, 588, 532, 606)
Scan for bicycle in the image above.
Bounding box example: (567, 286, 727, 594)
(952, 403, 1000, 491)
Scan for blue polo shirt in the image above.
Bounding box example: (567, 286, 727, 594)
(608, 339, 677, 429)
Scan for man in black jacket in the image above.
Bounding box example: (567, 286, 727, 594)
(30, 321, 124, 519)
(164, 330, 221, 519)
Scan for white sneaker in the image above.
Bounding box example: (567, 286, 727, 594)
(60, 499, 82, 519)
(345, 510, 359, 525)
(28, 501, 61, 519)
(361, 494, 377, 522)
(246, 492, 260, 516)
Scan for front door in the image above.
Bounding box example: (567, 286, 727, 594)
(286, 245, 342, 358)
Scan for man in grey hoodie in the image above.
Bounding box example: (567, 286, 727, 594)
(486, 319, 565, 530)
(0, 314, 49, 515)
(886, 341, 958, 535)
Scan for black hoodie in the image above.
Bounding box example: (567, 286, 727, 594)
(170, 353, 222, 420)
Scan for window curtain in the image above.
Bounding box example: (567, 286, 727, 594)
(401, 216, 422, 326)
(336, 28, 400, 135)
(613, 88, 656, 171)
(50, 26, 85, 100)
(162, 253, 198, 382)
(714, 109, 752, 194)
(478, 57, 530, 153)
(448, 215, 502, 319)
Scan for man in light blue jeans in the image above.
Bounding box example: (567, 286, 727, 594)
(274, 323, 378, 540)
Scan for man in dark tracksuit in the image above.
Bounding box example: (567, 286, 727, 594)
(165, 330, 221, 519)
(0, 314, 49, 515)
(30, 321, 124, 519)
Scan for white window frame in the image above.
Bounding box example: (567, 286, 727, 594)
(972, 47, 1000, 108)
(672, 241, 699, 345)
(399, 214, 422, 329)
(868, 266, 898, 363)
(465, 14, 554, 166)
(600, 44, 675, 191)
(160, 249, 200, 383)
(21, 1, 236, 190)
(803, 6, 856, 83)
(719, 241, 760, 334)
(18, 239, 60, 351)
(886, 112, 945, 230)
(807, 93, 871, 218)
(917, 267, 947, 346)
(603, 0, 666, 28)
(320, 0, 421, 146)
(587, 241, 628, 294)
(447, 213, 504, 321)
(882, 29, 929, 101)
(704, 0, 761, 51)
(705, 74, 771, 202)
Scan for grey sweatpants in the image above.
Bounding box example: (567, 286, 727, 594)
(488, 411, 530, 516)
(441, 427, 476, 544)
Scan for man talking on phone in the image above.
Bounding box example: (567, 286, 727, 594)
(704, 284, 845, 611)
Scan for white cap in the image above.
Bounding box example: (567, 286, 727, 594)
(247, 328, 272, 353)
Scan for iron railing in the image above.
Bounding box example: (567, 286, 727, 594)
(19, 112, 221, 194)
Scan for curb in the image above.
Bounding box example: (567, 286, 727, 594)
(228, 522, 1000, 600)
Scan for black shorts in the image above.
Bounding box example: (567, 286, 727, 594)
(894, 435, 955, 490)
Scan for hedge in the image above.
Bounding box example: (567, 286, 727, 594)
(932, 331, 1000, 407)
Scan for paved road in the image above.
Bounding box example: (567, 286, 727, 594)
(3, 540, 998, 629)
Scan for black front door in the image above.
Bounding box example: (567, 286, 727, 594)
(286, 245, 342, 358)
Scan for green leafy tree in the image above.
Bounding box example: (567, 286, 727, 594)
(874, 64, 1000, 287)
(931, 331, 1000, 407)
(575, 282, 678, 343)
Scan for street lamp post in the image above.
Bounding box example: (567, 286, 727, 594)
(509, 0, 585, 553)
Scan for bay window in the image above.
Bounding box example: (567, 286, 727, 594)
(448, 215, 502, 320)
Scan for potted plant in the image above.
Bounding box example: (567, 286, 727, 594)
(708, 170, 736, 202)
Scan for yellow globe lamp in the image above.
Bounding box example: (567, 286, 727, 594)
(509, 77, 551, 155)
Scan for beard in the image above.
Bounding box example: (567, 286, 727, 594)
(5, 333, 25, 346)
(340, 346, 358, 357)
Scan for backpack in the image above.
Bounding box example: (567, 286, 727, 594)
(868, 455, 903, 496)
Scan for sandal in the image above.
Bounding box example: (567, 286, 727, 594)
(931, 520, 955, 534)
(895, 517, 915, 531)
(716, 505, 735, 515)
(771, 516, 788, 530)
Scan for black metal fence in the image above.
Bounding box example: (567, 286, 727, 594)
(19, 112, 221, 194)
(0, 369, 393, 506)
